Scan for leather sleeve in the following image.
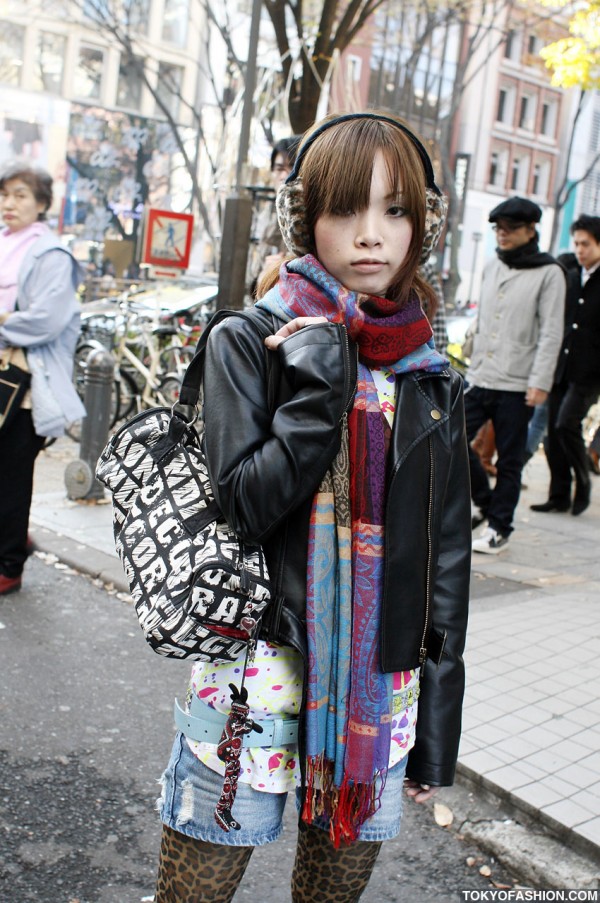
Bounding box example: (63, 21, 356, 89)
(407, 372, 471, 787)
(203, 317, 354, 544)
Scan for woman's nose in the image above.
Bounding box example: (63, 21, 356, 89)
(355, 216, 382, 246)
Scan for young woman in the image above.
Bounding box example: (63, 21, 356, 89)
(0, 163, 84, 595)
(154, 112, 471, 902)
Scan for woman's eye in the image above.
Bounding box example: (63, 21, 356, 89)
(388, 205, 407, 217)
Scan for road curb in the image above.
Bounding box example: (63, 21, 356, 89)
(456, 766, 600, 888)
(29, 525, 129, 594)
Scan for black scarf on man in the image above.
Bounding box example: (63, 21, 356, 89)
(496, 236, 560, 270)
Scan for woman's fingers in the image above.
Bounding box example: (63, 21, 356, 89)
(264, 316, 328, 349)
(404, 779, 440, 804)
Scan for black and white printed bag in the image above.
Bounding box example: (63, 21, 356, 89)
(95, 311, 272, 663)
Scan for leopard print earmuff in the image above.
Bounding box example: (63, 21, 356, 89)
(276, 113, 448, 265)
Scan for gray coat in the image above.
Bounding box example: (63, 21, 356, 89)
(468, 258, 565, 393)
(0, 233, 85, 436)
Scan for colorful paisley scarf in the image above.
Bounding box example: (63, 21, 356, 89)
(257, 255, 447, 845)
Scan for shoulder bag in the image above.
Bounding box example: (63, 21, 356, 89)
(96, 310, 274, 664)
(0, 351, 31, 431)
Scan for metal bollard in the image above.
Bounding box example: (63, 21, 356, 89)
(65, 348, 114, 501)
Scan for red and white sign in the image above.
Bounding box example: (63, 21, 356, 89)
(142, 209, 194, 270)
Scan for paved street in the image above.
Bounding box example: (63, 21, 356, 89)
(0, 556, 518, 903)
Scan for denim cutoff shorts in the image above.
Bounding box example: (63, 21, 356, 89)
(157, 731, 408, 847)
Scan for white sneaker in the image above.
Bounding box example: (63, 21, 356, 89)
(472, 526, 509, 555)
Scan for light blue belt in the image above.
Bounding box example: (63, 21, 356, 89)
(174, 694, 299, 748)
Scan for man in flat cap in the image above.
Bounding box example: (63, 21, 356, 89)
(530, 214, 600, 516)
(466, 196, 566, 553)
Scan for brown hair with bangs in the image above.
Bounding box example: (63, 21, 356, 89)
(303, 115, 434, 310)
(257, 113, 436, 313)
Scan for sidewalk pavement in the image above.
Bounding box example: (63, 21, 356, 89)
(30, 438, 600, 876)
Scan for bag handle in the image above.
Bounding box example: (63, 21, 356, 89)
(175, 309, 269, 412)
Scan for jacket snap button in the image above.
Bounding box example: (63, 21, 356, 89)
(431, 409, 442, 420)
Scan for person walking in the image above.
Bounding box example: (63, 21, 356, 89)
(531, 214, 600, 516)
(0, 162, 85, 595)
(153, 111, 471, 902)
(466, 197, 565, 553)
(248, 136, 301, 297)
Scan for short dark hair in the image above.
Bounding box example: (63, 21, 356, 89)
(570, 214, 600, 243)
(0, 161, 53, 220)
(270, 136, 301, 171)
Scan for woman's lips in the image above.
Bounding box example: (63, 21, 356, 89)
(351, 260, 385, 273)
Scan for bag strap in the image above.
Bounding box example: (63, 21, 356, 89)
(176, 309, 273, 410)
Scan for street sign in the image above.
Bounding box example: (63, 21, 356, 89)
(142, 208, 194, 270)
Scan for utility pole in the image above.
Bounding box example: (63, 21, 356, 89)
(217, 0, 262, 310)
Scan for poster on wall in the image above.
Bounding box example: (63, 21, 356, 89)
(62, 104, 194, 247)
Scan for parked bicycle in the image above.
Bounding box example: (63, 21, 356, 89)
(68, 284, 216, 440)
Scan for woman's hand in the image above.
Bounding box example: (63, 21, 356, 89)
(264, 316, 328, 350)
(404, 778, 440, 804)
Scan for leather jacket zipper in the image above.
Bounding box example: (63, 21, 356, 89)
(340, 324, 358, 418)
(419, 437, 434, 667)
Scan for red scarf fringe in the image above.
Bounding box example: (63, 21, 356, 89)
(301, 755, 387, 848)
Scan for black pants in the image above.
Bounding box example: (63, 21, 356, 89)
(0, 410, 45, 578)
(464, 385, 533, 536)
(545, 381, 600, 505)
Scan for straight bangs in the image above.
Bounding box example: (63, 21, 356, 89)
(300, 115, 429, 305)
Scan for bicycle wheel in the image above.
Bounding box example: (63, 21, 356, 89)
(113, 368, 138, 426)
(72, 340, 105, 400)
(66, 340, 110, 442)
(159, 344, 195, 378)
(156, 373, 183, 407)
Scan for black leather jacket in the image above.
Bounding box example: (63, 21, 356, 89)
(203, 309, 471, 788)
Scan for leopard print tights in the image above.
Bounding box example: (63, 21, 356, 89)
(154, 823, 382, 902)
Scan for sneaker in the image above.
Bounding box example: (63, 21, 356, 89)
(472, 526, 509, 555)
(471, 503, 486, 530)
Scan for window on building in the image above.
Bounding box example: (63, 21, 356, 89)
(33, 32, 66, 94)
(519, 96, 529, 129)
(511, 158, 520, 191)
(497, 89, 507, 122)
(531, 160, 550, 198)
(162, 0, 188, 47)
(346, 55, 362, 83)
(85, 0, 148, 34)
(155, 62, 183, 118)
(127, 0, 150, 35)
(504, 30, 515, 59)
(518, 95, 536, 131)
(117, 54, 144, 109)
(75, 45, 104, 99)
(540, 99, 558, 138)
(489, 152, 500, 185)
(527, 35, 541, 56)
(0, 22, 25, 86)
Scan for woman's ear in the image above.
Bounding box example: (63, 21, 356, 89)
(276, 179, 312, 258)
